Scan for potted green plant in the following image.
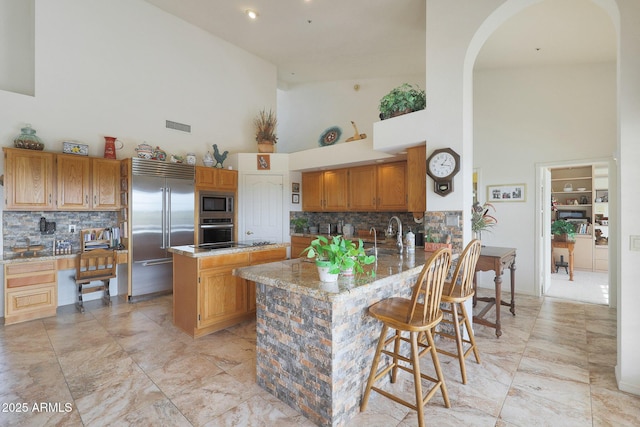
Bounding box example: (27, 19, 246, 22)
(301, 235, 375, 282)
(290, 217, 308, 234)
(423, 229, 453, 252)
(254, 108, 278, 153)
(471, 201, 497, 240)
(378, 83, 426, 120)
(551, 220, 576, 242)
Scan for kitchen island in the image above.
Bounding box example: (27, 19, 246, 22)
(169, 243, 287, 338)
(233, 249, 440, 427)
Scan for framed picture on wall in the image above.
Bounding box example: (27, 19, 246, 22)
(487, 183, 526, 202)
(292, 182, 300, 193)
(292, 194, 300, 204)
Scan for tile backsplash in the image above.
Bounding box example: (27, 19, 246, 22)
(3, 211, 118, 256)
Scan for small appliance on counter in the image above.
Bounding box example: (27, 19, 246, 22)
(319, 223, 337, 235)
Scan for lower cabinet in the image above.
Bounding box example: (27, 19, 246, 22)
(291, 236, 313, 258)
(173, 247, 286, 338)
(4, 261, 58, 325)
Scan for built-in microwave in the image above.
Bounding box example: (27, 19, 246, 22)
(200, 191, 234, 215)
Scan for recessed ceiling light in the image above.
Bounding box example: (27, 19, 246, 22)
(245, 9, 258, 20)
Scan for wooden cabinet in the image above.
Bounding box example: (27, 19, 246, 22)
(573, 235, 593, 270)
(349, 165, 377, 211)
(301, 169, 347, 211)
(304, 162, 408, 212)
(196, 166, 238, 191)
(172, 247, 286, 338)
(92, 158, 121, 210)
(3, 148, 55, 210)
(4, 260, 58, 325)
(594, 246, 609, 272)
(3, 148, 120, 211)
(376, 162, 407, 211)
(57, 154, 91, 210)
(291, 236, 314, 258)
(302, 171, 324, 211)
(406, 145, 426, 214)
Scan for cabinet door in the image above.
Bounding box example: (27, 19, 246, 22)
(573, 237, 593, 270)
(196, 167, 216, 189)
(217, 169, 238, 191)
(57, 154, 90, 210)
(323, 169, 348, 211)
(198, 267, 247, 328)
(377, 162, 407, 211)
(302, 171, 324, 211)
(406, 145, 426, 214)
(349, 165, 377, 211)
(92, 158, 121, 210)
(4, 148, 55, 210)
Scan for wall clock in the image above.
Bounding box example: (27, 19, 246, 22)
(426, 148, 460, 196)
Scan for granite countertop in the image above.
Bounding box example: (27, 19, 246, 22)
(2, 249, 129, 264)
(234, 249, 439, 302)
(169, 243, 289, 258)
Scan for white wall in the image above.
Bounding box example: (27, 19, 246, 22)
(0, 0, 277, 171)
(277, 74, 424, 153)
(0, 0, 34, 95)
(473, 62, 617, 294)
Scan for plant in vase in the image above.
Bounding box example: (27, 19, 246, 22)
(254, 108, 277, 153)
(301, 235, 375, 282)
(290, 217, 308, 234)
(424, 229, 453, 252)
(471, 201, 497, 240)
(551, 219, 576, 242)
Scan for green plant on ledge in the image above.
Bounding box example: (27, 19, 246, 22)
(378, 83, 426, 120)
(301, 235, 375, 275)
(551, 220, 576, 241)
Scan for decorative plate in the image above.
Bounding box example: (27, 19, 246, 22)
(62, 141, 89, 156)
(319, 126, 342, 146)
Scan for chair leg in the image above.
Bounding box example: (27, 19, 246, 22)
(102, 279, 112, 305)
(391, 329, 401, 383)
(361, 324, 389, 412)
(425, 329, 450, 408)
(76, 284, 85, 313)
(460, 302, 481, 364)
(410, 331, 426, 427)
(451, 302, 467, 384)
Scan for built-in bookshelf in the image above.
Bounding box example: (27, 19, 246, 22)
(80, 228, 120, 252)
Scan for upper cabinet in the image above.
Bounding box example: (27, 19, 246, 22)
(196, 166, 238, 191)
(91, 158, 121, 210)
(303, 161, 408, 212)
(301, 169, 348, 212)
(4, 147, 121, 212)
(376, 162, 407, 211)
(4, 148, 55, 210)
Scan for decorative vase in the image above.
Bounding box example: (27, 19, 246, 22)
(258, 142, 275, 153)
(14, 124, 44, 150)
(316, 260, 339, 282)
(203, 151, 214, 167)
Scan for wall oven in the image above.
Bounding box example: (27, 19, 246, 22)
(199, 217, 234, 245)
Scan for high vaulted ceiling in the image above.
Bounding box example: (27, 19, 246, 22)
(143, 0, 616, 85)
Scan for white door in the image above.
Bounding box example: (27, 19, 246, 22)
(242, 174, 283, 243)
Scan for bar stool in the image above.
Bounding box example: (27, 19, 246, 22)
(435, 239, 482, 384)
(361, 248, 452, 427)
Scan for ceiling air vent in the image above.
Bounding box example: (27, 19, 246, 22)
(165, 120, 191, 133)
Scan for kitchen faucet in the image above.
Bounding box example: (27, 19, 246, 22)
(387, 216, 403, 253)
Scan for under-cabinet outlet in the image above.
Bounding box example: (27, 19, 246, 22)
(69, 224, 76, 233)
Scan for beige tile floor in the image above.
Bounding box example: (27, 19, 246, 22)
(0, 289, 638, 427)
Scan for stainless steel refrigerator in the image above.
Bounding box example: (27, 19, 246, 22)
(131, 158, 195, 297)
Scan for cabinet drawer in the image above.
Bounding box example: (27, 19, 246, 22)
(250, 248, 286, 264)
(6, 260, 57, 275)
(199, 253, 250, 270)
(5, 283, 57, 324)
(7, 271, 56, 289)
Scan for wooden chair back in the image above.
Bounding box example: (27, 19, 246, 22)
(76, 249, 116, 284)
(407, 247, 452, 325)
(445, 239, 482, 297)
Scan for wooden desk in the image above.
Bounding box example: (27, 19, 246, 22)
(473, 246, 516, 338)
(551, 240, 574, 281)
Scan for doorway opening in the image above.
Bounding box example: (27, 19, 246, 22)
(540, 161, 611, 305)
